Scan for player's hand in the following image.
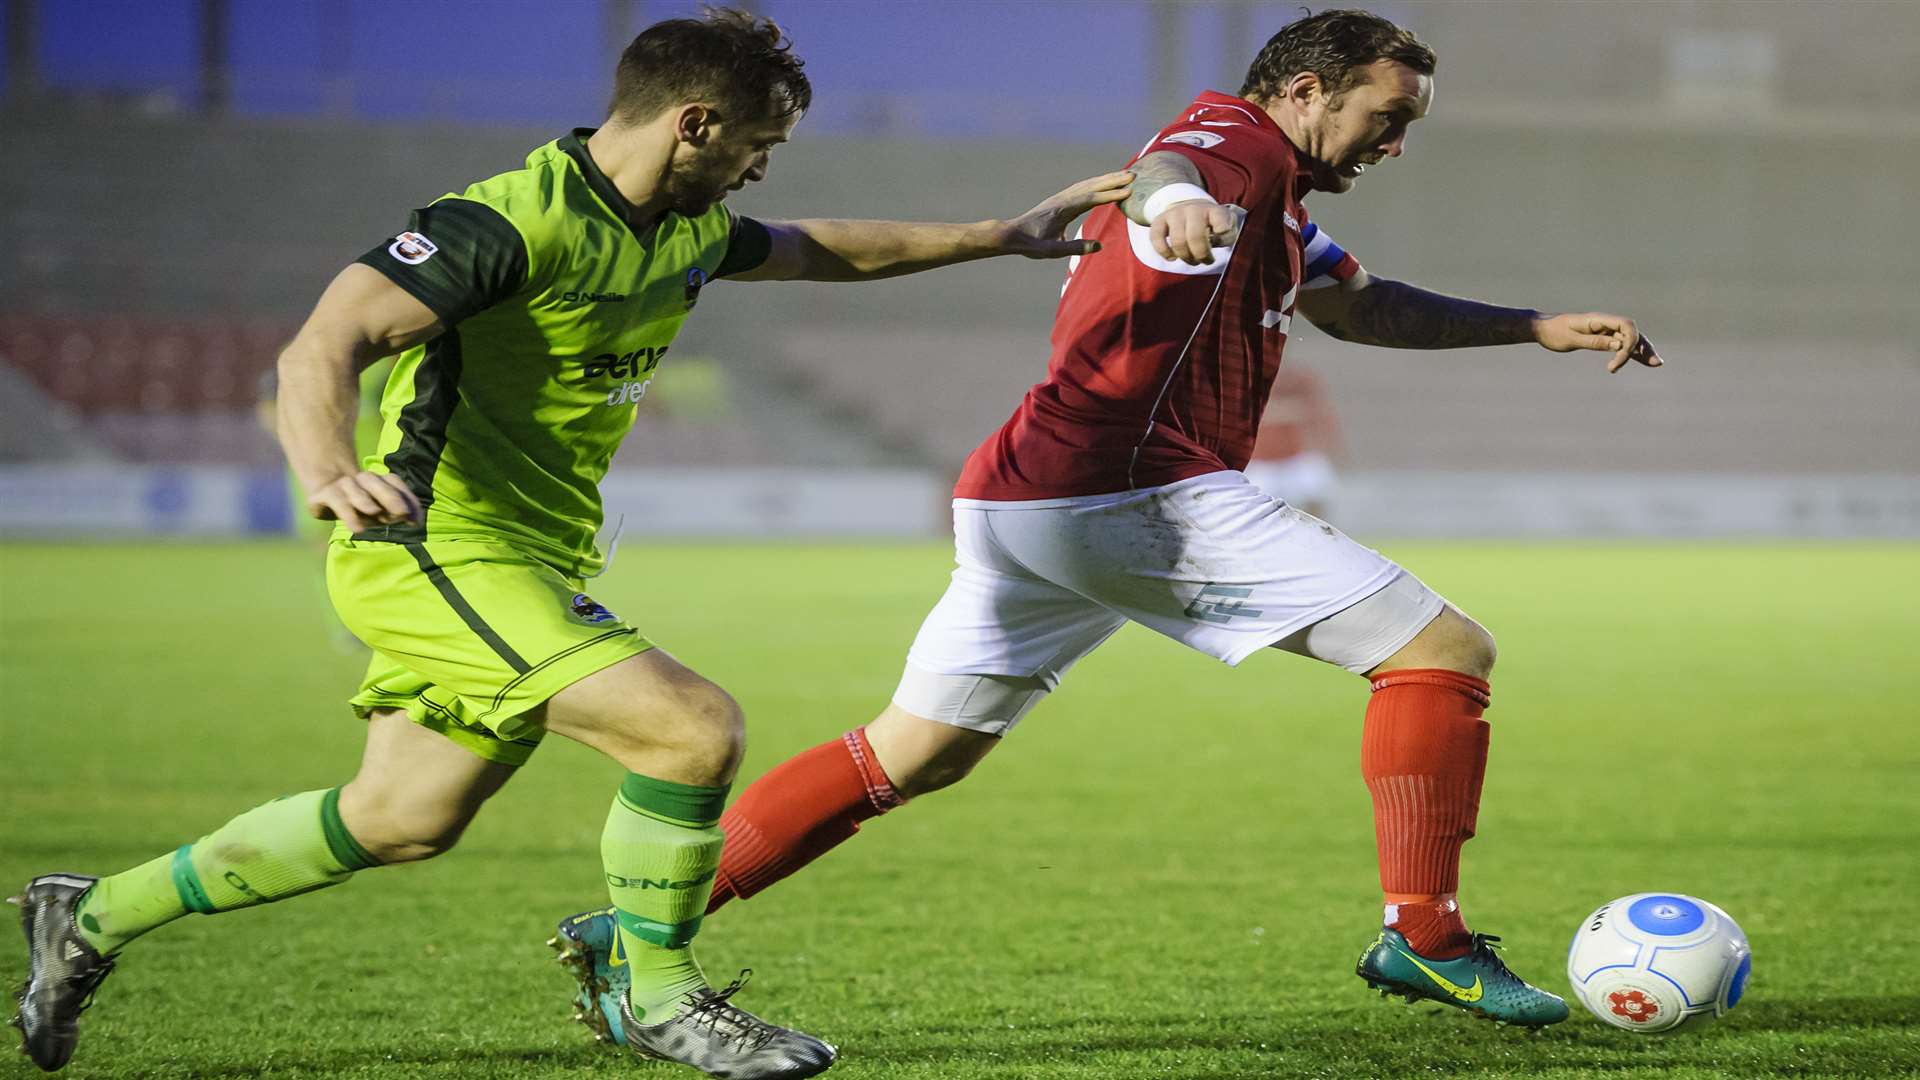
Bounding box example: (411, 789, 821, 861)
(1150, 201, 1246, 266)
(1000, 171, 1134, 259)
(307, 470, 423, 533)
(1533, 312, 1664, 374)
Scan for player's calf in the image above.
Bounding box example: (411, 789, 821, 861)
(1357, 606, 1499, 960)
(706, 724, 907, 912)
(335, 707, 517, 864)
(332, 788, 476, 864)
(863, 702, 1002, 799)
(704, 694, 1013, 914)
(539, 650, 835, 1072)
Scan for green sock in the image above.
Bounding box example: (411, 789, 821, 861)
(602, 773, 729, 1024)
(74, 788, 379, 955)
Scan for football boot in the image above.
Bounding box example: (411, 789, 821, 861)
(1357, 927, 1570, 1027)
(619, 970, 836, 1078)
(9, 874, 117, 1072)
(547, 906, 627, 1046)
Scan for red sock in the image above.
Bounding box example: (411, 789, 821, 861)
(1362, 668, 1490, 960)
(707, 728, 903, 914)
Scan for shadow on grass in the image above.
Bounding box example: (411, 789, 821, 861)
(856, 995, 1920, 1078)
(81, 996, 1920, 1078)
(1715, 994, 1920, 1032)
(109, 1045, 592, 1079)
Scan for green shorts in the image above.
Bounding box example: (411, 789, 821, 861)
(327, 536, 653, 766)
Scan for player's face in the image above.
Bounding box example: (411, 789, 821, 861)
(667, 111, 797, 216)
(1305, 60, 1432, 193)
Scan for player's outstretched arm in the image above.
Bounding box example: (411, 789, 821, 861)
(1296, 272, 1664, 373)
(277, 264, 439, 532)
(726, 171, 1132, 282)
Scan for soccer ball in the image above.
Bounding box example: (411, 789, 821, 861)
(1566, 893, 1751, 1032)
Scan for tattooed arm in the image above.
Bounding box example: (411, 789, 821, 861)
(1296, 270, 1536, 348)
(1118, 152, 1208, 225)
(1296, 269, 1665, 373)
(1117, 151, 1246, 266)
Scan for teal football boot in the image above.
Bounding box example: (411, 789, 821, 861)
(1356, 928, 1570, 1027)
(547, 907, 628, 1046)
(549, 909, 838, 1076)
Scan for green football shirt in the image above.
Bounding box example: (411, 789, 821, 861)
(348, 128, 771, 573)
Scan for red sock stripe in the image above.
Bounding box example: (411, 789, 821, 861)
(711, 816, 781, 899)
(1369, 667, 1491, 708)
(843, 728, 904, 814)
(1368, 775, 1479, 895)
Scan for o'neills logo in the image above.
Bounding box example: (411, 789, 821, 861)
(388, 232, 439, 265)
(1161, 130, 1225, 149)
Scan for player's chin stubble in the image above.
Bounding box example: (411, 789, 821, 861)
(1311, 165, 1353, 194)
(663, 164, 723, 216)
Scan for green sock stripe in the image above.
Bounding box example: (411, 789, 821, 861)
(616, 909, 704, 949)
(71, 884, 99, 933)
(169, 845, 216, 915)
(618, 773, 727, 827)
(614, 792, 710, 828)
(319, 787, 382, 871)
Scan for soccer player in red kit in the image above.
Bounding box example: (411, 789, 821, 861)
(555, 9, 1662, 1034)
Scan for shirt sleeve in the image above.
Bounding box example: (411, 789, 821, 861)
(1299, 217, 1363, 290)
(713, 213, 773, 278)
(1140, 128, 1257, 206)
(354, 197, 530, 324)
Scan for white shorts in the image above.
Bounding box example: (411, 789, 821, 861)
(1244, 452, 1337, 507)
(895, 470, 1445, 734)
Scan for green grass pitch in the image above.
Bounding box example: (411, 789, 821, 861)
(3, 539, 1917, 1078)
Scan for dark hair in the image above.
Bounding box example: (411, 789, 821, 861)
(609, 7, 811, 124)
(1239, 9, 1434, 105)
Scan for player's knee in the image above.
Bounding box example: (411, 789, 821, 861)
(1375, 607, 1497, 680)
(1461, 617, 1498, 677)
(1472, 624, 1498, 676)
(640, 676, 747, 785)
(339, 788, 476, 864)
(1434, 611, 1497, 679)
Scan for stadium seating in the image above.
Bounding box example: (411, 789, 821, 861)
(772, 325, 1920, 475)
(0, 311, 787, 468)
(4, 99, 1916, 475)
(0, 313, 289, 463)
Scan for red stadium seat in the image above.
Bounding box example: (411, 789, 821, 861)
(0, 312, 296, 416)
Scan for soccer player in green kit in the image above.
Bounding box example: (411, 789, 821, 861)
(9, 11, 1131, 1077)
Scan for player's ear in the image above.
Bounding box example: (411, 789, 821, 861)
(672, 104, 713, 147)
(1283, 71, 1323, 110)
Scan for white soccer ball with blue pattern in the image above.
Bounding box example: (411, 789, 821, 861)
(1566, 892, 1751, 1032)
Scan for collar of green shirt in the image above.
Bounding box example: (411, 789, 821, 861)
(560, 128, 659, 243)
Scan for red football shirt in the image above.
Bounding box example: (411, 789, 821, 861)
(955, 92, 1353, 501)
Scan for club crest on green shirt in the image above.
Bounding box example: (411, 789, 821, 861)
(570, 593, 617, 624)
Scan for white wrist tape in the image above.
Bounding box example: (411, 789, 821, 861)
(1142, 182, 1217, 223)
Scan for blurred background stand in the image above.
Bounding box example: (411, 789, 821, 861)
(1, 0, 1915, 538)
